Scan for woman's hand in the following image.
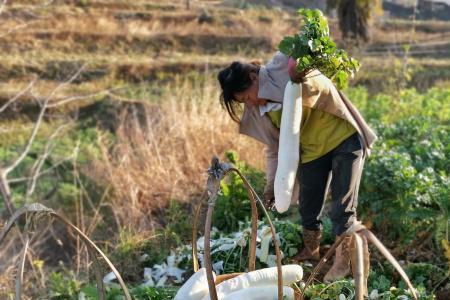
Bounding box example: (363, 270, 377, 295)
(263, 186, 275, 210)
(288, 57, 306, 83)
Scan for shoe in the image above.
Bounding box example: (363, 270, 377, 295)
(291, 229, 322, 262)
(324, 235, 352, 282)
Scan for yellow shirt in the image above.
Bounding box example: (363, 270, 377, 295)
(267, 106, 356, 163)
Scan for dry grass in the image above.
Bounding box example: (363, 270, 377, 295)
(0, 219, 15, 297)
(0, 264, 15, 299)
(0, 1, 449, 296)
(0, 228, 47, 300)
(92, 76, 264, 230)
(4, 2, 448, 55)
(1, 1, 448, 105)
(2, 2, 293, 38)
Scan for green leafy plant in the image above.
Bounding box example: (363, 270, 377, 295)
(366, 263, 440, 300)
(77, 284, 178, 300)
(304, 273, 435, 300)
(403, 263, 448, 290)
(359, 116, 449, 249)
(161, 199, 193, 246)
(108, 198, 193, 282)
(278, 8, 360, 89)
(303, 280, 355, 300)
(48, 270, 83, 299)
(212, 151, 265, 233)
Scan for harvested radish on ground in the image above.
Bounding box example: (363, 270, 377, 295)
(174, 268, 215, 300)
(201, 264, 303, 300)
(274, 81, 302, 213)
(222, 285, 295, 300)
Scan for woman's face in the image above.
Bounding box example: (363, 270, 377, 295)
(233, 72, 267, 107)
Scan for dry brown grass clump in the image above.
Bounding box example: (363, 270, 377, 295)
(0, 265, 15, 299)
(94, 77, 265, 230)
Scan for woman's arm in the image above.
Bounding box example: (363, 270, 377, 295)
(263, 144, 278, 208)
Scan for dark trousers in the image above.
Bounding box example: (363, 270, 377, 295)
(298, 133, 365, 236)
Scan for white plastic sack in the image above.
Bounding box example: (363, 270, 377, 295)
(222, 285, 295, 300)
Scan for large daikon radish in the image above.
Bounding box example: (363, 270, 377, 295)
(174, 268, 215, 300)
(201, 264, 303, 300)
(274, 81, 302, 213)
(222, 285, 295, 300)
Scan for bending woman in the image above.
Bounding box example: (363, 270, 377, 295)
(217, 51, 377, 281)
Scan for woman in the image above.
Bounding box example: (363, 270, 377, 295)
(217, 51, 377, 281)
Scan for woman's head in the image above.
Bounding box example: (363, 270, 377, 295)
(217, 61, 266, 123)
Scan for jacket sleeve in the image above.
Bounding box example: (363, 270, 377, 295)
(258, 52, 289, 189)
(264, 143, 279, 195)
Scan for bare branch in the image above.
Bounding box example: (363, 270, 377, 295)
(25, 124, 70, 200)
(0, 171, 15, 217)
(0, 77, 37, 114)
(15, 233, 30, 300)
(7, 157, 72, 184)
(25, 151, 51, 200)
(107, 90, 142, 102)
(46, 89, 114, 108)
(86, 185, 112, 236)
(3, 65, 85, 176)
(43, 64, 87, 104)
(3, 100, 46, 176)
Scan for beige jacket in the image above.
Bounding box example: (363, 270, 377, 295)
(239, 51, 377, 203)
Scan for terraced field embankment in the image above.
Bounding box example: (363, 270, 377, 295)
(1, 0, 450, 119)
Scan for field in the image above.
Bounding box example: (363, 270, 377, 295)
(0, 0, 449, 299)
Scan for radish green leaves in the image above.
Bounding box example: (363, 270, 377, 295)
(278, 9, 360, 89)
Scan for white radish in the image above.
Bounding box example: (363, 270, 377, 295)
(222, 285, 295, 300)
(274, 81, 302, 213)
(201, 264, 303, 300)
(174, 268, 216, 300)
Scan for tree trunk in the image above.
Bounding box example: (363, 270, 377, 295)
(338, 0, 370, 42)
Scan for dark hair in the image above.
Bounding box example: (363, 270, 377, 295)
(217, 61, 260, 123)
